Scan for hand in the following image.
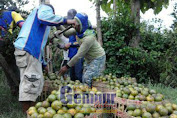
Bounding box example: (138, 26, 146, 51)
(64, 43, 71, 50)
(18, 22, 24, 28)
(66, 19, 76, 25)
(59, 66, 68, 76)
(66, 19, 80, 33)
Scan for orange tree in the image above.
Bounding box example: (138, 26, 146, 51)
(0, 0, 29, 95)
(101, 3, 177, 87)
(89, 0, 170, 47)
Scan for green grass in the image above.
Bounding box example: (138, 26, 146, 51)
(0, 71, 25, 118)
(146, 82, 177, 104)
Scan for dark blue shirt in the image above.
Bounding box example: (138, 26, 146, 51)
(0, 11, 24, 37)
(68, 35, 78, 59)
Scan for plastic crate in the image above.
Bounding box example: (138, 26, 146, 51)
(114, 109, 132, 118)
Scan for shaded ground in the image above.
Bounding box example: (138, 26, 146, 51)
(0, 71, 25, 118)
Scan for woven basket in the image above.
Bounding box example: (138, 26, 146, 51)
(37, 80, 58, 101)
(92, 81, 109, 92)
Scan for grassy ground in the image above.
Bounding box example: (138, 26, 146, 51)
(0, 71, 25, 118)
(146, 82, 177, 104)
(0, 70, 177, 118)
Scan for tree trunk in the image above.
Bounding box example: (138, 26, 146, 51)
(96, 0, 103, 46)
(46, 45, 53, 73)
(0, 53, 20, 95)
(113, 0, 117, 19)
(130, 0, 140, 47)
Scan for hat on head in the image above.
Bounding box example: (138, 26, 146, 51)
(74, 13, 95, 38)
(67, 9, 77, 19)
(74, 13, 89, 33)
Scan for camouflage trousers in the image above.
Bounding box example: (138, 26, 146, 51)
(14, 48, 44, 102)
(82, 55, 106, 87)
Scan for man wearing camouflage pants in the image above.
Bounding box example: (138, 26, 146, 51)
(13, 3, 68, 113)
(59, 13, 106, 87)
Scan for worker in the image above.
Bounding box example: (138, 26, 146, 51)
(0, 6, 24, 42)
(55, 31, 70, 79)
(13, 3, 68, 113)
(0, 6, 24, 95)
(59, 13, 106, 87)
(65, 9, 83, 82)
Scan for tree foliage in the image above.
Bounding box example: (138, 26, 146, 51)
(101, 4, 177, 87)
(90, 0, 169, 14)
(0, 0, 30, 90)
(171, 3, 177, 33)
(0, 0, 29, 10)
(0, 0, 29, 61)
